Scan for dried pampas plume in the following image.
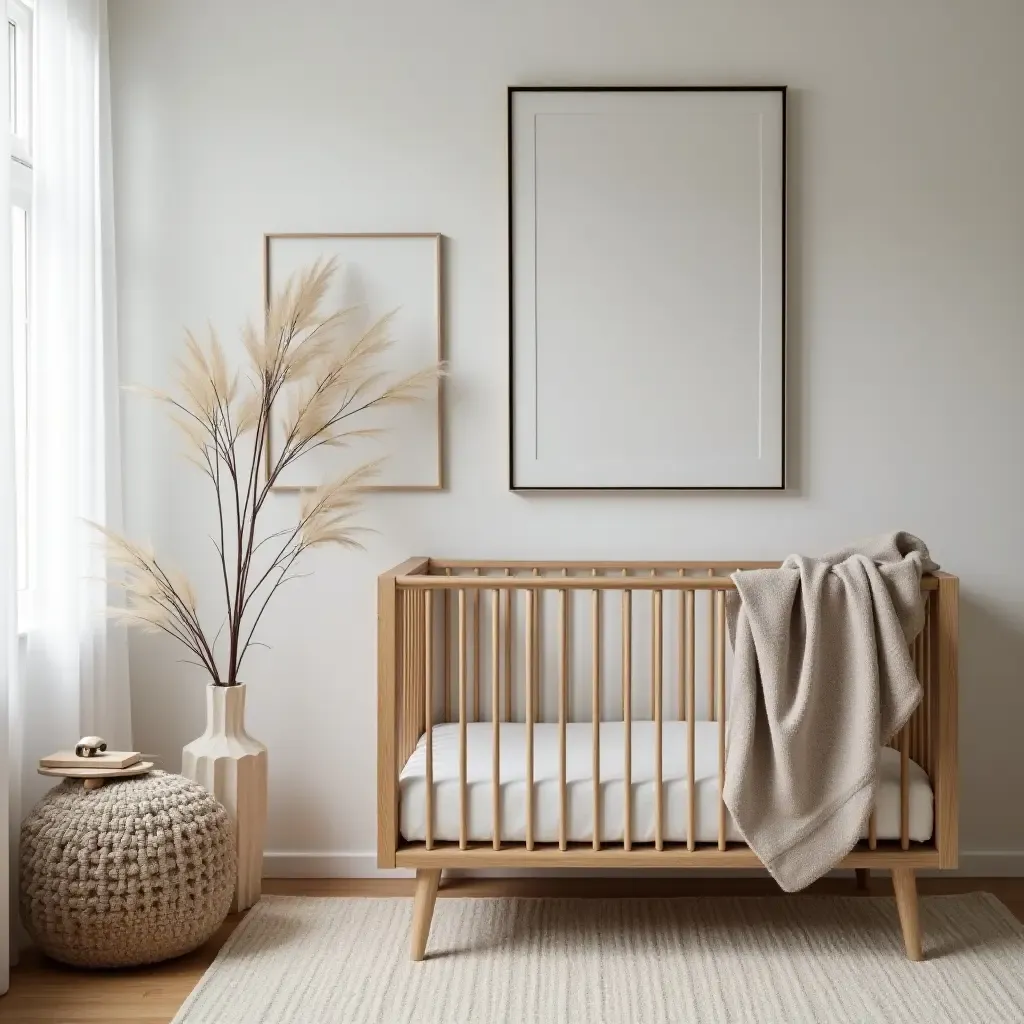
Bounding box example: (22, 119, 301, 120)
(99, 260, 445, 685)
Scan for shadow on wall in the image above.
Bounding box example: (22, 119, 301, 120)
(783, 87, 806, 499)
(129, 637, 208, 776)
(957, 588, 1024, 854)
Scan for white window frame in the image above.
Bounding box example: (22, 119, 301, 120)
(8, 0, 30, 166)
(9, 0, 33, 632)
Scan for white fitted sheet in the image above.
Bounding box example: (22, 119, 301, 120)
(399, 722, 933, 844)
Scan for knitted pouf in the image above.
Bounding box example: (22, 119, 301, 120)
(20, 771, 235, 968)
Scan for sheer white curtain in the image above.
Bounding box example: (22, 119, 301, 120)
(1, 3, 128, 985)
(22, 0, 130, 801)
(1, 5, 16, 992)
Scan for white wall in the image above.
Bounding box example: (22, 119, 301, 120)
(109, 0, 1024, 875)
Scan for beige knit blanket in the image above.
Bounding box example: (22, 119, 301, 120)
(724, 533, 936, 892)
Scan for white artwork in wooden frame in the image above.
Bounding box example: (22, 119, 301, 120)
(264, 233, 444, 491)
(509, 87, 786, 490)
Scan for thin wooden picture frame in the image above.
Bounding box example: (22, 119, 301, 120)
(263, 232, 445, 492)
(508, 86, 787, 492)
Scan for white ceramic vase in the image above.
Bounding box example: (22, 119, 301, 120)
(182, 684, 268, 912)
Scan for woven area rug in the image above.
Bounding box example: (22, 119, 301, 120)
(172, 894, 1024, 1023)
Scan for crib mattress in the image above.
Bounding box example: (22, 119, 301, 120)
(399, 721, 934, 845)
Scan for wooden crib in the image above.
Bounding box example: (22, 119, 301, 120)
(378, 558, 959, 962)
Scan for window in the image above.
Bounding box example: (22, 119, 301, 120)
(9, 0, 32, 623)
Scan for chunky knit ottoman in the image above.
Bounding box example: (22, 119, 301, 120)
(20, 771, 235, 967)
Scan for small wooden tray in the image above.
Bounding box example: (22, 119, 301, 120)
(38, 762, 154, 781)
(40, 750, 142, 770)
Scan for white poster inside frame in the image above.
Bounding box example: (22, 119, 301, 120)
(265, 233, 443, 490)
(509, 87, 786, 490)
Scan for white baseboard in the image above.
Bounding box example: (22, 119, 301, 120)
(263, 850, 1024, 880)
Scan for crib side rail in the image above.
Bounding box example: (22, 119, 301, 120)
(429, 559, 782, 573)
(932, 572, 959, 868)
(378, 557, 430, 868)
(396, 573, 941, 591)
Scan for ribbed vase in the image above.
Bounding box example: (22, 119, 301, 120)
(182, 684, 268, 912)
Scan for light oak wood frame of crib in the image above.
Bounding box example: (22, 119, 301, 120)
(378, 559, 959, 962)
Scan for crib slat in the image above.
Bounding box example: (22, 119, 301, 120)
(650, 570, 658, 713)
(410, 590, 422, 762)
(563, 568, 571, 722)
(900, 722, 910, 850)
(401, 592, 411, 761)
(686, 589, 696, 852)
(536, 565, 544, 716)
(405, 591, 417, 767)
(654, 588, 664, 851)
(917, 610, 925, 770)
(623, 588, 632, 852)
(919, 627, 926, 764)
(716, 589, 727, 851)
(503, 569, 513, 723)
(922, 625, 929, 764)
(444, 568, 452, 723)
(592, 574, 601, 851)
(525, 588, 535, 851)
(397, 592, 406, 771)
(491, 589, 501, 851)
(559, 587, 568, 852)
(473, 568, 481, 723)
(913, 634, 921, 765)
(621, 569, 628, 718)
(678, 572, 686, 721)
(707, 569, 716, 720)
(458, 589, 468, 850)
(425, 591, 434, 850)
(924, 596, 932, 775)
(868, 807, 877, 849)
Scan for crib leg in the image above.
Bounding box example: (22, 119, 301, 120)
(856, 868, 870, 891)
(892, 868, 923, 961)
(411, 868, 442, 962)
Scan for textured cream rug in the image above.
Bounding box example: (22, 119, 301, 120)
(172, 894, 1024, 1023)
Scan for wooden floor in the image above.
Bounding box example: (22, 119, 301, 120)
(3, 876, 1023, 1023)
